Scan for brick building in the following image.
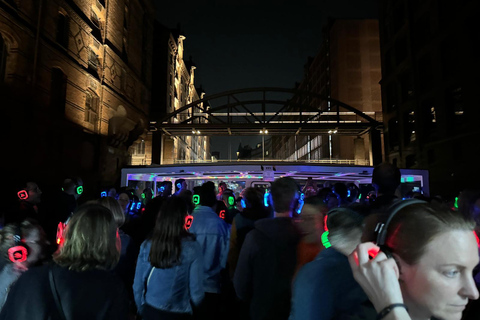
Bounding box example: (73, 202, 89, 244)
(150, 22, 210, 165)
(272, 19, 383, 165)
(0, 0, 154, 192)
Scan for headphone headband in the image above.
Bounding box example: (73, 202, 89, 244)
(376, 199, 427, 247)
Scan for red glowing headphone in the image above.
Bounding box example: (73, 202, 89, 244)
(8, 225, 28, 263)
(184, 215, 194, 230)
(17, 189, 29, 200)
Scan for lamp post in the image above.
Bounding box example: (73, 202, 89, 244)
(260, 129, 268, 161)
(328, 129, 337, 162)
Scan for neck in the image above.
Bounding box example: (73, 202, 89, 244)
(333, 240, 359, 256)
(274, 211, 291, 218)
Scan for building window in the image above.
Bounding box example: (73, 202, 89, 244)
(50, 68, 67, 116)
(388, 117, 399, 148)
(56, 13, 70, 48)
(88, 49, 100, 75)
(91, 10, 100, 28)
(386, 83, 397, 113)
(403, 110, 415, 145)
(133, 140, 145, 155)
(0, 34, 7, 83)
(85, 90, 99, 125)
(446, 86, 464, 127)
(421, 100, 437, 137)
(418, 56, 433, 92)
(399, 73, 414, 103)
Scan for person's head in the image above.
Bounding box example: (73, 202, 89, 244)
(107, 187, 117, 198)
(325, 192, 340, 210)
(174, 179, 187, 193)
(222, 189, 235, 207)
(382, 202, 479, 320)
(142, 188, 154, 203)
(333, 183, 348, 201)
(199, 181, 217, 208)
(98, 196, 125, 228)
(17, 181, 42, 205)
(160, 181, 173, 197)
(372, 163, 401, 196)
(149, 196, 191, 268)
(117, 190, 132, 214)
(457, 189, 480, 223)
(242, 187, 264, 211)
(325, 207, 365, 254)
(53, 203, 120, 271)
(0, 220, 46, 270)
(218, 182, 227, 195)
(298, 196, 328, 243)
(63, 177, 83, 200)
(270, 177, 299, 217)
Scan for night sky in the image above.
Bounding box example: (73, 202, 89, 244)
(155, 0, 379, 158)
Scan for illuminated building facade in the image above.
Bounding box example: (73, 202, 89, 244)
(151, 22, 210, 164)
(272, 19, 383, 165)
(379, 0, 480, 196)
(0, 0, 154, 188)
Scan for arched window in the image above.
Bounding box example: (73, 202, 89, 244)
(0, 34, 7, 83)
(50, 68, 67, 116)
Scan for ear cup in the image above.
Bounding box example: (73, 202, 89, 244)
(296, 192, 305, 214)
(8, 225, 28, 263)
(375, 198, 427, 257)
(193, 195, 200, 205)
(241, 198, 246, 209)
(17, 190, 29, 200)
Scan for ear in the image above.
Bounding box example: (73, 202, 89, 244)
(392, 252, 409, 281)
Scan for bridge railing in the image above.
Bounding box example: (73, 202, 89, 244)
(170, 159, 370, 166)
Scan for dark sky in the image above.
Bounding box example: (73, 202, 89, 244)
(155, 0, 379, 158)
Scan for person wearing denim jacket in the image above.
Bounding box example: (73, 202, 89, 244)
(133, 196, 205, 319)
(188, 182, 230, 320)
(189, 204, 230, 292)
(133, 239, 204, 315)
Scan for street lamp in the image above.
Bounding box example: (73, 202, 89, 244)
(328, 129, 337, 162)
(260, 129, 268, 161)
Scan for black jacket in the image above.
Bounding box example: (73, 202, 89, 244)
(233, 217, 301, 320)
(0, 263, 129, 320)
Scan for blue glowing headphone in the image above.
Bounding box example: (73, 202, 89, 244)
(241, 198, 246, 209)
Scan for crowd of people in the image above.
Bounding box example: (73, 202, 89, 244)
(0, 163, 479, 320)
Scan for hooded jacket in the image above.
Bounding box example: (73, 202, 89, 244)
(233, 217, 301, 320)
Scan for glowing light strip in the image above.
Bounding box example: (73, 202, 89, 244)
(321, 231, 331, 248)
(193, 112, 377, 116)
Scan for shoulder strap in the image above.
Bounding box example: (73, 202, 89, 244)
(49, 267, 67, 320)
(142, 266, 155, 300)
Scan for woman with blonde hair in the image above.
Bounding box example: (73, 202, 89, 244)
(349, 200, 479, 320)
(0, 203, 129, 320)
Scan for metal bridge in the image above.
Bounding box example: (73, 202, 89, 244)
(150, 87, 383, 164)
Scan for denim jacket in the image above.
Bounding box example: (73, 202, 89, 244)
(133, 238, 205, 314)
(189, 205, 230, 293)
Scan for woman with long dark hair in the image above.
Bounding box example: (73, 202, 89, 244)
(133, 196, 204, 320)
